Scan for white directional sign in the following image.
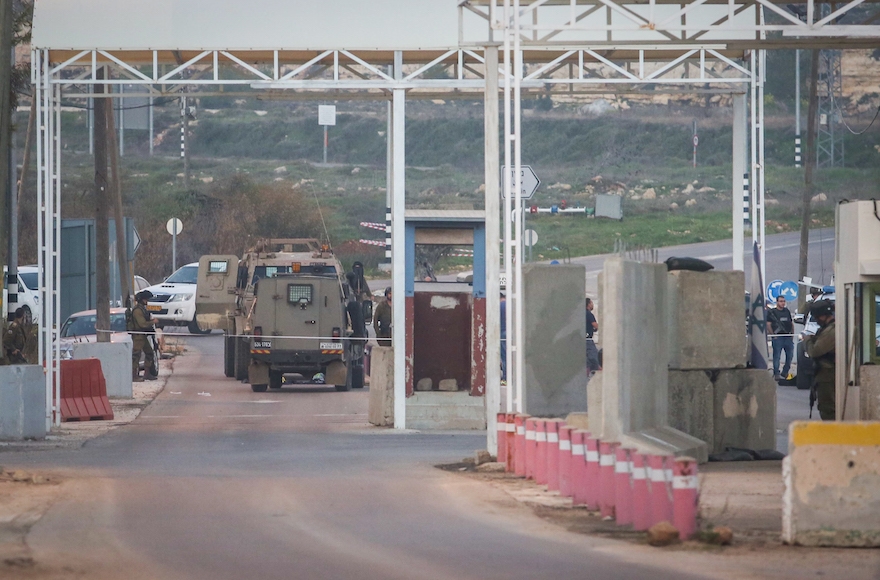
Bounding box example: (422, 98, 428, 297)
(524, 229, 539, 248)
(501, 165, 540, 200)
(166, 218, 184, 235)
(318, 105, 337, 126)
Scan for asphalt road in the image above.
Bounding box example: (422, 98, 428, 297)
(9, 336, 712, 580)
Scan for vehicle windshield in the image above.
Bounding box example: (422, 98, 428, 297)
(164, 265, 198, 284)
(19, 272, 39, 290)
(61, 313, 127, 337)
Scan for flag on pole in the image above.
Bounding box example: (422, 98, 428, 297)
(748, 241, 769, 369)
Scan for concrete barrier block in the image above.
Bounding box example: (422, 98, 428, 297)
(859, 365, 880, 420)
(783, 421, 880, 546)
(405, 391, 486, 430)
(713, 369, 776, 454)
(667, 270, 747, 370)
(522, 264, 587, 417)
(368, 346, 394, 427)
(668, 370, 713, 447)
(73, 341, 133, 398)
(0, 365, 46, 440)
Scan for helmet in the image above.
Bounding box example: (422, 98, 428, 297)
(811, 299, 834, 318)
(136, 290, 154, 302)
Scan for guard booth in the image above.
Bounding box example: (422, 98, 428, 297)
(403, 210, 486, 429)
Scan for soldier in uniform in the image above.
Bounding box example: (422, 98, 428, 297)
(5, 307, 28, 364)
(373, 287, 392, 348)
(804, 299, 835, 420)
(129, 290, 157, 382)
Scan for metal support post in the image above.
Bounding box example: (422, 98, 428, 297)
(512, 0, 525, 414)
(795, 49, 801, 167)
(391, 51, 406, 430)
(484, 45, 501, 455)
(732, 93, 746, 272)
(385, 77, 392, 266)
(149, 96, 153, 156)
(502, 0, 515, 413)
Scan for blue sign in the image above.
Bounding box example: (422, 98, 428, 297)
(778, 281, 798, 301)
(767, 280, 784, 302)
(768, 280, 798, 302)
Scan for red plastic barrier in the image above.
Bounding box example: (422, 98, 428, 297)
(631, 452, 652, 531)
(535, 419, 548, 485)
(614, 447, 634, 526)
(649, 455, 674, 526)
(545, 419, 561, 492)
(570, 430, 590, 505)
(514, 414, 529, 477)
(505, 413, 517, 473)
(525, 418, 537, 480)
(673, 457, 699, 540)
(599, 441, 618, 519)
(558, 425, 574, 498)
(496, 413, 507, 466)
(585, 435, 601, 510)
(59, 359, 114, 422)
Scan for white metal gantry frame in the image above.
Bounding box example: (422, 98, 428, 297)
(31, 42, 762, 436)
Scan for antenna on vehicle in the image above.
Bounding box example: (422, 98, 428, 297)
(311, 189, 333, 252)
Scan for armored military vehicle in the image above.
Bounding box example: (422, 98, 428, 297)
(195, 239, 371, 392)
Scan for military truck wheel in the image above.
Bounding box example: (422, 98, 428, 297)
(188, 319, 212, 335)
(269, 370, 283, 389)
(251, 384, 268, 393)
(223, 334, 235, 378)
(234, 338, 249, 381)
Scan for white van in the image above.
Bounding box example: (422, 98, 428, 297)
(3, 265, 40, 323)
(143, 262, 210, 334)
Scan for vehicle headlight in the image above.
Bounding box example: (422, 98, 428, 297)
(168, 293, 193, 302)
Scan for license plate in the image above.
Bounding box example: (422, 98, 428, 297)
(254, 340, 272, 349)
(320, 342, 343, 350)
(147, 305, 161, 312)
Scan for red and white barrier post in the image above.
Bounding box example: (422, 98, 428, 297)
(648, 454, 673, 526)
(546, 419, 561, 492)
(585, 435, 600, 511)
(672, 457, 699, 540)
(599, 441, 618, 519)
(558, 425, 574, 498)
(496, 413, 507, 466)
(505, 413, 517, 472)
(514, 414, 529, 477)
(631, 452, 652, 531)
(535, 419, 548, 486)
(525, 418, 537, 480)
(614, 447, 634, 526)
(570, 430, 588, 505)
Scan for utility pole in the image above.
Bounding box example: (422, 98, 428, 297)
(94, 68, 111, 342)
(106, 98, 131, 304)
(798, 50, 820, 287)
(795, 50, 801, 167)
(0, 0, 12, 337)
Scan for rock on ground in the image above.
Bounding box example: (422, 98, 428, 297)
(647, 521, 680, 546)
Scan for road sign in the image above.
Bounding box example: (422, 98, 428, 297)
(767, 279, 784, 302)
(501, 165, 540, 200)
(524, 229, 538, 248)
(693, 135, 699, 147)
(166, 218, 183, 236)
(318, 105, 336, 126)
(778, 281, 798, 301)
(129, 223, 141, 258)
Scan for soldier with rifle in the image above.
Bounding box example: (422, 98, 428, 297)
(128, 290, 158, 382)
(804, 299, 835, 420)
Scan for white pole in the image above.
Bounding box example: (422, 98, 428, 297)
(118, 84, 124, 157)
(513, 0, 524, 414)
(391, 51, 407, 430)
(35, 49, 47, 430)
(502, 0, 514, 414)
(54, 81, 62, 426)
(149, 95, 154, 157)
(795, 49, 801, 167)
(757, 49, 767, 286)
(172, 220, 177, 272)
(484, 45, 501, 455)
(732, 93, 746, 272)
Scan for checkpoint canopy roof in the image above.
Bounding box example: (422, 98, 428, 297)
(30, 0, 776, 65)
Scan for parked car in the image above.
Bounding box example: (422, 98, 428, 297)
(795, 291, 835, 391)
(2, 265, 40, 323)
(58, 307, 131, 360)
(143, 262, 210, 334)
